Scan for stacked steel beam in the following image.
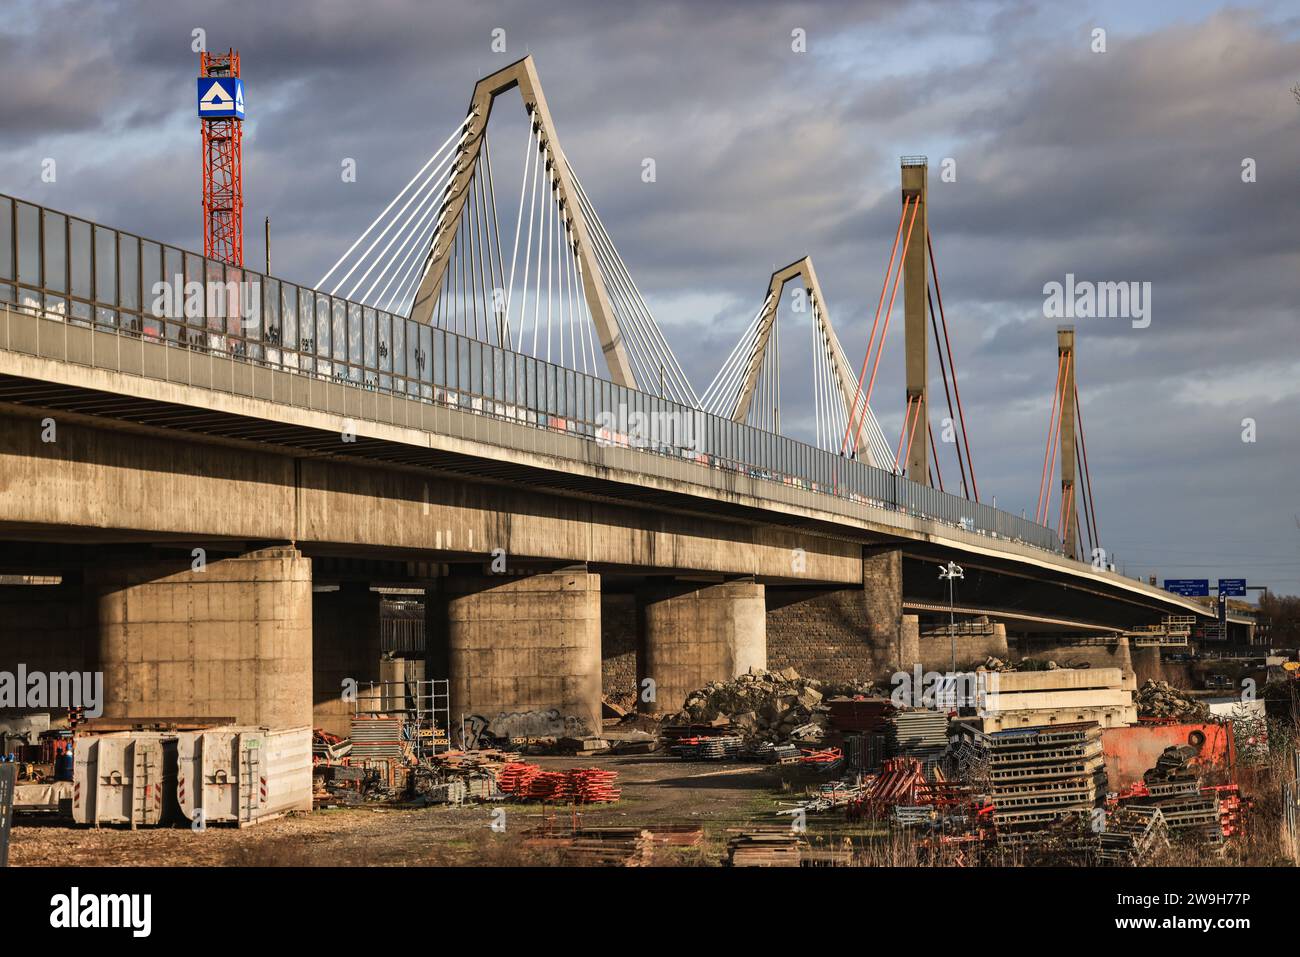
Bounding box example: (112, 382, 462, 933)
(890, 709, 951, 780)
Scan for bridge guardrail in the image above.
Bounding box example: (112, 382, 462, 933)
(0, 191, 1062, 554)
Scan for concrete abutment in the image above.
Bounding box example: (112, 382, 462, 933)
(765, 548, 909, 683)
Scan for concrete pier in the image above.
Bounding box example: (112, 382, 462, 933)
(88, 546, 313, 728)
(637, 580, 766, 714)
(428, 569, 602, 738)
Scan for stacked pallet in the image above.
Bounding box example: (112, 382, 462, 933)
(1118, 783, 1243, 844)
(984, 722, 1105, 838)
(751, 741, 802, 764)
(889, 709, 949, 780)
(561, 832, 654, 866)
(979, 668, 1137, 731)
(669, 734, 744, 760)
(524, 828, 654, 866)
(727, 827, 805, 867)
(1114, 743, 1246, 844)
(825, 696, 896, 733)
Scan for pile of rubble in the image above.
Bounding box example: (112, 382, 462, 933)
(672, 667, 878, 745)
(1135, 680, 1209, 720)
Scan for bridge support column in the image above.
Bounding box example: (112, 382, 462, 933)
(1130, 642, 1163, 684)
(88, 546, 312, 728)
(766, 547, 907, 682)
(637, 580, 766, 715)
(312, 582, 382, 737)
(428, 568, 602, 738)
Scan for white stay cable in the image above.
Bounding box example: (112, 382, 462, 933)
(316, 115, 471, 289)
(699, 298, 768, 415)
(568, 168, 698, 404)
(361, 153, 458, 308)
(327, 124, 471, 296)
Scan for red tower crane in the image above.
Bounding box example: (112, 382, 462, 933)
(198, 48, 244, 266)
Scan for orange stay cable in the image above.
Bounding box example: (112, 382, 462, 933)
(841, 198, 912, 455)
(901, 396, 924, 477)
(1075, 383, 1100, 551)
(1039, 353, 1072, 525)
(927, 230, 979, 502)
(928, 419, 945, 492)
(1034, 353, 1066, 523)
(854, 196, 922, 454)
(894, 395, 915, 473)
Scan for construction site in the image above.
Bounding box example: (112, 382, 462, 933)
(4, 640, 1298, 869)
(0, 13, 1295, 941)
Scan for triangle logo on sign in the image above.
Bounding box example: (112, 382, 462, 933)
(234, 82, 244, 114)
(200, 82, 232, 111)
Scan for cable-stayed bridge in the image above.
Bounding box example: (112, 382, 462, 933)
(0, 56, 1229, 735)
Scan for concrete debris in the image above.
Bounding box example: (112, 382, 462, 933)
(673, 667, 876, 745)
(1134, 680, 1210, 720)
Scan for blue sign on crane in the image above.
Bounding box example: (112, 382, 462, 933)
(1164, 579, 1209, 597)
(197, 77, 245, 119)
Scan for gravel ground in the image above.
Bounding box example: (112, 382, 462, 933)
(8, 753, 814, 867)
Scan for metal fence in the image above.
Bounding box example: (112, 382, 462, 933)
(0, 190, 1062, 554)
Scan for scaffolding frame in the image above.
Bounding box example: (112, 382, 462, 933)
(353, 678, 451, 762)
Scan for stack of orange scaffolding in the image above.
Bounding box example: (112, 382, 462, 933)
(496, 762, 542, 794)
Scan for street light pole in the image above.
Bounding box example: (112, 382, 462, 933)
(939, 561, 964, 674)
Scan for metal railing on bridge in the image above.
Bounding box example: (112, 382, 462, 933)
(0, 191, 1062, 553)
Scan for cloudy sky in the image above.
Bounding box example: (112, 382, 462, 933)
(2, 0, 1297, 596)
